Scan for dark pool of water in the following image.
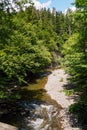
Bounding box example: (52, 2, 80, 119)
(0, 75, 63, 130)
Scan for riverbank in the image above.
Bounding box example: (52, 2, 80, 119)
(45, 69, 81, 130)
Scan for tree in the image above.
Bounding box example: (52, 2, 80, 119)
(75, 0, 87, 8)
(61, 0, 87, 125)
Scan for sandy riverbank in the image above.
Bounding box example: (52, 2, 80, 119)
(45, 69, 81, 130)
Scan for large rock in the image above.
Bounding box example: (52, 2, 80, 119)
(0, 122, 18, 130)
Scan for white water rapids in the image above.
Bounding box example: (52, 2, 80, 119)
(20, 102, 59, 130)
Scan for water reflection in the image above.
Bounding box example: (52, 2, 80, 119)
(0, 75, 62, 130)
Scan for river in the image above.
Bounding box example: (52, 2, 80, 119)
(0, 72, 63, 130)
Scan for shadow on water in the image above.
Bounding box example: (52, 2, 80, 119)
(0, 73, 63, 130)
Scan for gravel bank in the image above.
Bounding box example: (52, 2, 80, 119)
(45, 69, 81, 130)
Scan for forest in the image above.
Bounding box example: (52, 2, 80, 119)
(0, 0, 87, 128)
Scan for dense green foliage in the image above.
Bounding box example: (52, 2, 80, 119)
(1, 0, 87, 126)
(0, 0, 61, 98)
(0, 1, 74, 91)
(59, 0, 87, 126)
(61, 1, 87, 92)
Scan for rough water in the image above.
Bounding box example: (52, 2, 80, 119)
(19, 101, 61, 130)
(0, 75, 62, 130)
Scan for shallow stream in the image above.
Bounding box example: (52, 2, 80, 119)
(0, 74, 63, 130)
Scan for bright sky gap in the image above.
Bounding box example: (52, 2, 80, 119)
(32, 0, 75, 11)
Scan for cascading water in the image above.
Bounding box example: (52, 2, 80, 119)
(0, 75, 62, 130)
(19, 101, 60, 130)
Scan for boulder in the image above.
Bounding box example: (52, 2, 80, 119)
(0, 122, 18, 130)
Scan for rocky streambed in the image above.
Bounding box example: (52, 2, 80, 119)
(0, 72, 62, 130)
(0, 69, 82, 130)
